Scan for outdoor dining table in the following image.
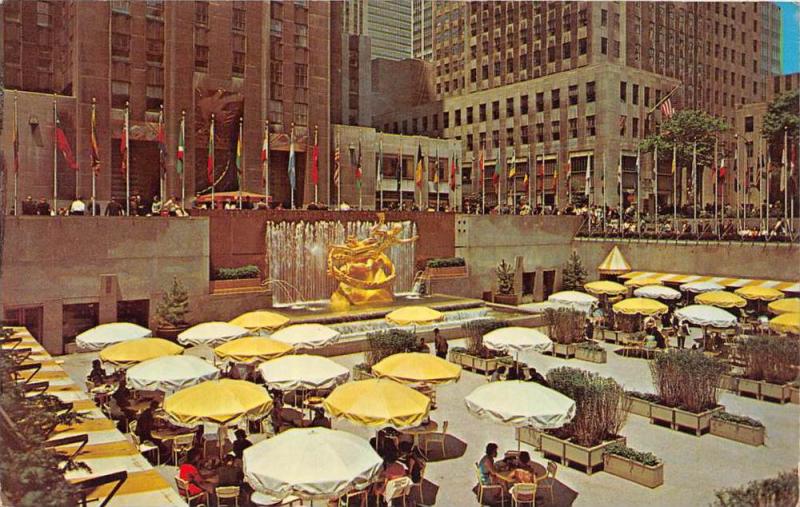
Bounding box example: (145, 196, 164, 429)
(399, 419, 438, 447)
(151, 426, 195, 443)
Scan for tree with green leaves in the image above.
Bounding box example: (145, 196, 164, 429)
(561, 251, 588, 291)
(640, 110, 730, 169)
(156, 277, 190, 326)
(761, 90, 799, 161)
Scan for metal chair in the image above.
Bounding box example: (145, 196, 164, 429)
(215, 485, 241, 507)
(536, 461, 558, 504)
(510, 482, 537, 507)
(127, 421, 160, 466)
(337, 488, 368, 507)
(475, 463, 505, 507)
(421, 420, 448, 459)
(174, 476, 208, 507)
(171, 433, 196, 465)
(383, 476, 413, 507)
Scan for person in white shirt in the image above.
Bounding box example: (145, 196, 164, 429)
(69, 197, 86, 215)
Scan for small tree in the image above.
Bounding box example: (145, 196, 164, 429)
(762, 90, 799, 161)
(462, 318, 509, 357)
(495, 259, 515, 295)
(650, 350, 728, 413)
(364, 329, 416, 367)
(561, 251, 587, 291)
(544, 308, 585, 344)
(156, 277, 190, 327)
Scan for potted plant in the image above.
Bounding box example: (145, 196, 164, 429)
(449, 319, 511, 376)
(576, 341, 607, 363)
(623, 391, 660, 417)
(541, 367, 629, 474)
(545, 308, 586, 358)
(710, 412, 765, 446)
(494, 259, 519, 305)
(155, 277, 191, 340)
(713, 469, 798, 506)
(424, 257, 468, 280)
(603, 443, 664, 488)
(356, 329, 416, 380)
(736, 335, 799, 404)
(561, 251, 588, 291)
(648, 350, 728, 435)
(210, 264, 262, 293)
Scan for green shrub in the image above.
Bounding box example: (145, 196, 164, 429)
(625, 390, 661, 403)
(604, 443, 661, 466)
(214, 264, 260, 280)
(562, 251, 588, 291)
(713, 411, 764, 428)
(495, 259, 515, 295)
(713, 469, 798, 507)
(544, 308, 586, 345)
(577, 341, 603, 351)
(650, 349, 728, 413)
(546, 367, 627, 447)
(426, 257, 465, 268)
(156, 277, 190, 326)
(364, 329, 416, 367)
(737, 335, 800, 384)
(462, 319, 510, 357)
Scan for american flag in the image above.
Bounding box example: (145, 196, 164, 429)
(333, 141, 341, 185)
(660, 98, 675, 119)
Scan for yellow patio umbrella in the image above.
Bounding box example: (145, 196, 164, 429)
(584, 280, 627, 296)
(372, 352, 462, 385)
(624, 277, 663, 288)
(768, 313, 800, 335)
(695, 291, 747, 309)
(164, 379, 272, 426)
(768, 298, 800, 315)
(214, 337, 293, 364)
(229, 311, 290, 333)
(612, 297, 669, 316)
(597, 246, 631, 276)
(323, 378, 430, 429)
(734, 286, 785, 302)
(385, 306, 444, 326)
(99, 338, 183, 368)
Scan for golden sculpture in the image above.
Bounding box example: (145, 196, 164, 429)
(327, 214, 418, 310)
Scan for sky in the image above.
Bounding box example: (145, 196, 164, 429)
(780, 2, 800, 73)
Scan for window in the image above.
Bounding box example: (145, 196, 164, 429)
(562, 41, 571, 59)
(271, 19, 283, 37)
(619, 81, 627, 102)
(470, 68, 477, 82)
(492, 101, 500, 120)
(619, 115, 626, 136)
(494, 61, 501, 76)
(111, 33, 130, 58)
(548, 46, 556, 62)
(233, 4, 246, 30)
(744, 116, 754, 133)
(432, 114, 438, 131)
(146, 0, 163, 17)
(506, 128, 514, 146)
(586, 115, 596, 136)
(467, 134, 474, 151)
(295, 64, 308, 88)
(586, 81, 595, 102)
(482, 65, 488, 80)
(632, 118, 639, 138)
(506, 97, 514, 116)
(467, 107, 473, 123)
(492, 130, 499, 148)
(233, 51, 245, 76)
(551, 120, 560, 141)
(601, 9, 607, 26)
(443, 112, 449, 128)
(521, 125, 529, 144)
(520, 95, 528, 114)
(110, 0, 129, 14)
(269, 100, 283, 127)
(551, 89, 560, 109)
(568, 85, 578, 106)
(632, 84, 639, 105)
(195, 1, 209, 25)
(195, 45, 209, 70)
(578, 38, 587, 55)
(644, 86, 650, 107)
(536, 123, 544, 143)
(111, 80, 130, 109)
(601, 37, 608, 54)
(146, 85, 163, 112)
(270, 38, 283, 60)
(294, 24, 308, 47)
(455, 110, 462, 126)
(568, 118, 578, 138)
(535, 92, 544, 112)
(294, 103, 308, 126)
(479, 104, 487, 121)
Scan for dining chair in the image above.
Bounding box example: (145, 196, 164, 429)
(536, 461, 558, 504)
(421, 420, 448, 459)
(475, 463, 505, 507)
(174, 476, 208, 507)
(510, 482, 537, 507)
(215, 485, 241, 507)
(171, 433, 196, 465)
(384, 476, 413, 507)
(337, 488, 368, 507)
(127, 424, 160, 465)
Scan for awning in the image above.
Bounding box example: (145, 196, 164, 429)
(597, 246, 631, 275)
(620, 271, 800, 293)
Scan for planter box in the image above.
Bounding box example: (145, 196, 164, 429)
(423, 266, 468, 280)
(494, 293, 520, 306)
(156, 323, 189, 342)
(717, 374, 739, 392)
(710, 418, 765, 446)
(575, 346, 607, 364)
(210, 278, 262, 293)
(551, 343, 577, 359)
(736, 378, 791, 404)
(624, 396, 652, 418)
(603, 454, 664, 488)
(515, 427, 542, 449)
(449, 351, 510, 377)
(737, 378, 761, 398)
(601, 329, 622, 344)
(790, 386, 800, 405)
(540, 433, 626, 475)
(649, 403, 723, 436)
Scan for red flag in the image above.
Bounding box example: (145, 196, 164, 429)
(660, 98, 675, 118)
(311, 140, 319, 185)
(120, 110, 128, 175)
(492, 169, 499, 190)
(56, 121, 78, 171)
(449, 158, 456, 191)
(90, 104, 100, 174)
(479, 149, 485, 181)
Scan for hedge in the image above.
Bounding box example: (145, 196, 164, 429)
(213, 264, 260, 280)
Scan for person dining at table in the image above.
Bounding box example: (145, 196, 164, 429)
(478, 443, 504, 487)
(179, 450, 215, 497)
(306, 408, 331, 429)
(217, 453, 243, 487)
(136, 400, 160, 442)
(87, 359, 107, 385)
(372, 447, 408, 497)
(397, 440, 425, 484)
(506, 451, 537, 484)
(232, 429, 253, 460)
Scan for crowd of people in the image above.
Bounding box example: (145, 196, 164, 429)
(18, 193, 190, 217)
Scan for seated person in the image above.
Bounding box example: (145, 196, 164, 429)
(650, 326, 666, 349)
(490, 366, 508, 382)
(136, 400, 160, 442)
(505, 365, 522, 381)
(232, 429, 252, 460)
(397, 440, 425, 483)
(416, 336, 428, 353)
(478, 443, 504, 486)
(179, 451, 214, 497)
(87, 359, 107, 385)
(524, 367, 548, 386)
(306, 408, 331, 429)
(217, 453, 243, 487)
(373, 448, 408, 496)
(507, 451, 536, 484)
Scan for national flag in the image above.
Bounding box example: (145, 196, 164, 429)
(176, 115, 185, 175)
(584, 156, 591, 197)
(157, 109, 166, 176)
(90, 104, 100, 174)
(780, 133, 788, 192)
(537, 161, 545, 190)
(415, 143, 423, 187)
(479, 148, 485, 182)
(355, 140, 362, 189)
(491, 167, 499, 190)
(552, 167, 558, 191)
(671, 149, 677, 175)
(718, 158, 727, 182)
(433, 149, 440, 185)
(312, 130, 320, 186)
(207, 116, 215, 184)
(119, 109, 128, 175)
(660, 98, 675, 118)
(288, 128, 296, 192)
(54, 117, 78, 171)
(522, 163, 529, 187)
(235, 119, 243, 186)
(449, 155, 457, 191)
(12, 101, 19, 174)
(375, 137, 382, 184)
(508, 148, 516, 179)
(333, 141, 341, 186)
(260, 124, 269, 184)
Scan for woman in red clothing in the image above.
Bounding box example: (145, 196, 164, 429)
(179, 451, 214, 497)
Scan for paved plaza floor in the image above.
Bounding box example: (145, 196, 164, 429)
(62, 338, 799, 506)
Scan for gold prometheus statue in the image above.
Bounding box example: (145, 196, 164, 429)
(327, 214, 418, 310)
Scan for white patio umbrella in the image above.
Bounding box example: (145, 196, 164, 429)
(244, 428, 382, 501)
(126, 355, 220, 393)
(483, 327, 553, 357)
(680, 281, 725, 294)
(76, 322, 152, 351)
(269, 323, 340, 349)
(674, 305, 738, 328)
(547, 291, 599, 312)
(177, 322, 248, 347)
(634, 285, 682, 301)
(257, 355, 350, 391)
(465, 381, 575, 429)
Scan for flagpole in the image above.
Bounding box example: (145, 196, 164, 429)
(692, 141, 697, 235)
(125, 102, 130, 215)
(290, 123, 295, 210)
(357, 136, 362, 210)
(13, 92, 19, 216)
(481, 145, 485, 214)
(672, 145, 677, 233)
(759, 137, 764, 230)
(735, 134, 740, 229)
(766, 139, 770, 236)
(713, 137, 718, 237)
(238, 116, 243, 210)
(210, 113, 215, 210)
(636, 146, 641, 235)
(784, 126, 788, 227)
(314, 125, 319, 204)
(602, 153, 607, 234)
(378, 135, 384, 210)
(53, 96, 58, 213)
(654, 142, 658, 233)
(397, 142, 402, 210)
(436, 149, 440, 211)
(528, 142, 533, 209)
(264, 120, 270, 207)
(618, 151, 623, 219)
(91, 98, 97, 216)
(160, 104, 165, 207)
(180, 110, 186, 209)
